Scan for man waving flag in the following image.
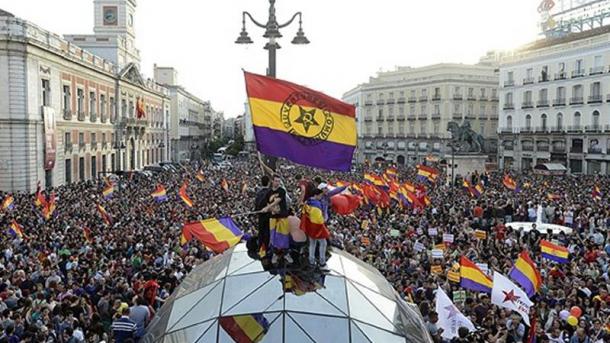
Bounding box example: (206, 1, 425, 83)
(491, 271, 534, 326)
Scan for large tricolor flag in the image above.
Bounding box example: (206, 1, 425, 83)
(181, 217, 243, 253)
(244, 71, 356, 171)
(540, 240, 569, 264)
(491, 271, 534, 326)
(508, 251, 542, 298)
(42, 192, 56, 221)
(460, 256, 493, 293)
(435, 287, 476, 340)
(102, 184, 114, 200)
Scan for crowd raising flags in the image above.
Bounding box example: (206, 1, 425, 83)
(244, 71, 357, 171)
(8, 220, 25, 239)
(179, 182, 193, 208)
(503, 174, 519, 192)
(2, 195, 14, 211)
(151, 185, 168, 202)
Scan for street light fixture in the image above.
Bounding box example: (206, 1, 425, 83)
(236, 0, 309, 171)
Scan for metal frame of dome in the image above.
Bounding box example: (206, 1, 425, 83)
(143, 243, 433, 343)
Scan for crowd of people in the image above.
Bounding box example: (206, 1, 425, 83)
(0, 156, 609, 342)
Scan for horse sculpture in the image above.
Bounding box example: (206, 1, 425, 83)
(447, 121, 485, 153)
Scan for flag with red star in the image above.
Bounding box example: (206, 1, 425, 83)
(435, 287, 475, 340)
(491, 271, 533, 326)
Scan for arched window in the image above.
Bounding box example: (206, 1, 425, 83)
(592, 110, 600, 129)
(574, 111, 581, 127)
(505, 92, 513, 104)
(557, 113, 563, 130)
(506, 115, 512, 128)
(525, 114, 532, 130)
(541, 113, 547, 131)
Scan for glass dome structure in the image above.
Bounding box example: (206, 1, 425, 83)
(143, 243, 432, 343)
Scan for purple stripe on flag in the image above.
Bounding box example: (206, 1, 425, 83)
(460, 278, 491, 294)
(218, 217, 244, 237)
(253, 126, 355, 172)
(508, 267, 535, 298)
(541, 252, 568, 264)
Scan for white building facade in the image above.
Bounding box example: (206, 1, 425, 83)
(498, 26, 610, 174)
(0, 3, 168, 192)
(343, 63, 499, 165)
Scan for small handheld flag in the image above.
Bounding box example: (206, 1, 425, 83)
(8, 220, 25, 239)
(2, 195, 14, 211)
(195, 170, 205, 182)
(97, 204, 113, 226)
(540, 240, 569, 264)
(151, 185, 168, 202)
(221, 179, 229, 193)
(179, 182, 193, 208)
(508, 251, 542, 298)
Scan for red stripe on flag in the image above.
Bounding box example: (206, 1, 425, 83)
(244, 71, 355, 117)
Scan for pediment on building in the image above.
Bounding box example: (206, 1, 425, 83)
(118, 62, 145, 87)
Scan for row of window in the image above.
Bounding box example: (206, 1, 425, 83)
(365, 87, 498, 102)
(363, 121, 489, 136)
(365, 104, 499, 117)
(504, 110, 602, 131)
(505, 56, 605, 86)
(504, 82, 603, 108)
(63, 130, 164, 149)
(43, 79, 165, 126)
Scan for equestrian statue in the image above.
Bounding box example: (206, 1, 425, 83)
(446, 121, 485, 153)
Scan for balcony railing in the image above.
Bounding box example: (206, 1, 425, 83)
(554, 72, 567, 80)
(534, 126, 549, 133)
(503, 103, 514, 110)
(590, 66, 604, 75)
(417, 114, 427, 120)
(539, 75, 550, 83)
(553, 98, 566, 106)
(407, 116, 416, 121)
(431, 112, 441, 119)
(386, 115, 395, 121)
(453, 94, 463, 100)
(64, 143, 73, 152)
(419, 96, 428, 102)
(364, 101, 373, 106)
(431, 95, 441, 101)
(376, 100, 385, 105)
(467, 95, 476, 100)
(100, 113, 107, 123)
(78, 142, 87, 150)
(567, 125, 583, 132)
(479, 95, 488, 101)
(90, 112, 97, 122)
(408, 97, 417, 103)
(503, 80, 514, 87)
(90, 142, 98, 151)
(452, 112, 463, 119)
(550, 126, 564, 133)
(536, 100, 549, 107)
(490, 96, 499, 102)
(521, 127, 532, 133)
(386, 98, 395, 104)
(499, 127, 513, 133)
(523, 77, 534, 85)
(585, 125, 602, 132)
(376, 116, 384, 122)
(77, 111, 86, 121)
(63, 109, 72, 120)
(570, 97, 584, 105)
(364, 116, 373, 122)
(396, 115, 406, 121)
(521, 101, 534, 109)
(397, 97, 406, 104)
(588, 95, 603, 103)
(571, 69, 585, 78)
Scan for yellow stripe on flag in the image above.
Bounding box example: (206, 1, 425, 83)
(202, 219, 242, 248)
(447, 270, 461, 283)
(431, 265, 443, 274)
(249, 97, 357, 146)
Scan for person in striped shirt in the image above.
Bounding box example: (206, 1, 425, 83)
(111, 308, 136, 343)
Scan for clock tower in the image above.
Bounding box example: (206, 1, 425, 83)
(64, 0, 140, 69)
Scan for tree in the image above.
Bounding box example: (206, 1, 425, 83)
(226, 135, 244, 156)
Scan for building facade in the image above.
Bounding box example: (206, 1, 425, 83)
(0, 4, 168, 192)
(343, 63, 499, 165)
(498, 26, 610, 174)
(154, 65, 218, 161)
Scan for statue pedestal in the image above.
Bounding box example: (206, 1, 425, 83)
(449, 154, 487, 181)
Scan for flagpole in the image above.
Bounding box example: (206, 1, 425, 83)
(229, 210, 263, 217)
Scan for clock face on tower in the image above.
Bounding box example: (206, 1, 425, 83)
(103, 6, 118, 26)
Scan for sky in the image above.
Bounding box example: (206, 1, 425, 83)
(0, 0, 542, 117)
